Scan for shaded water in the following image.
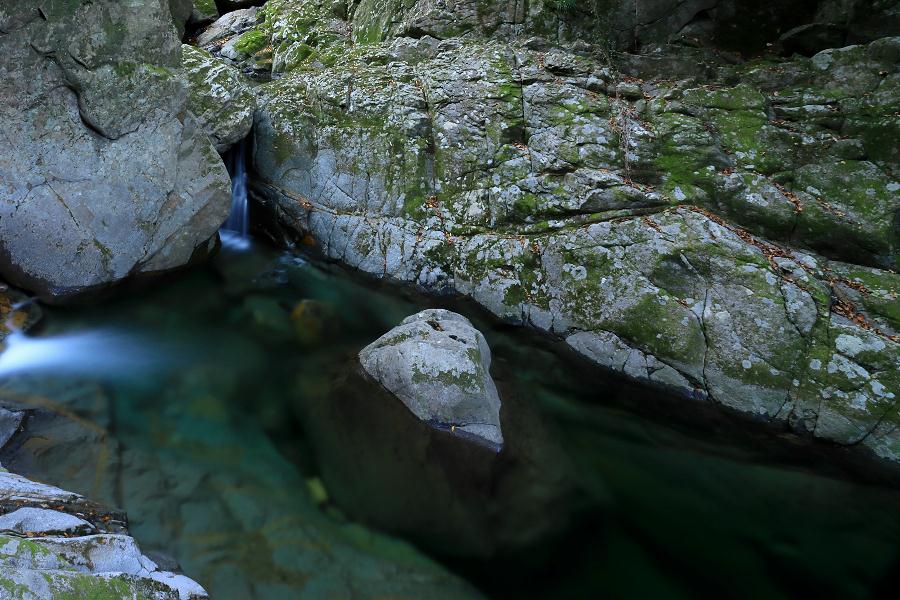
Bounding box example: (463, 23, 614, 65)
(1, 239, 899, 599)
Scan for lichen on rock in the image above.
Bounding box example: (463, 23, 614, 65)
(182, 44, 256, 152)
(360, 309, 504, 450)
(0, 470, 208, 600)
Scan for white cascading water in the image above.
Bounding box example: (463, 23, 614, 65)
(224, 140, 248, 235)
(220, 139, 251, 251)
(0, 300, 170, 379)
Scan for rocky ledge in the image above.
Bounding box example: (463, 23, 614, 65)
(180, 0, 900, 462)
(0, 467, 208, 600)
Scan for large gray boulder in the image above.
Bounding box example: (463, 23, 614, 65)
(300, 306, 576, 557)
(360, 309, 504, 450)
(0, 1, 231, 301)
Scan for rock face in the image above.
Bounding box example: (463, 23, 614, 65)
(0, 1, 231, 300)
(222, 0, 900, 462)
(360, 309, 504, 449)
(190, 0, 220, 27)
(0, 469, 208, 599)
(182, 44, 256, 152)
(209, 0, 900, 72)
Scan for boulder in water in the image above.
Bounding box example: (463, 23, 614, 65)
(360, 309, 503, 450)
(300, 313, 579, 557)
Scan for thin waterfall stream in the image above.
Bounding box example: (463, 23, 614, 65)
(221, 139, 250, 250)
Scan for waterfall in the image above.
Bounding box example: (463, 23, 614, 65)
(221, 139, 250, 250)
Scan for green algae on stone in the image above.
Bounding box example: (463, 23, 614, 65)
(791, 160, 899, 270)
(182, 44, 256, 152)
(0, 570, 174, 600)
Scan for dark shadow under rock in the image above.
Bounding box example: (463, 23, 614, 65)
(297, 359, 586, 558)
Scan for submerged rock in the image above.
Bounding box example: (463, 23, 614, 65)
(290, 298, 338, 347)
(0, 408, 24, 449)
(0, 1, 231, 300)
(0, 373, 485, 599)
(360, 309, 504, 449)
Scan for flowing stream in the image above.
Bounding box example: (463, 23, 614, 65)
(220, 140, 251, 251)
(1, 238, 899, 599)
